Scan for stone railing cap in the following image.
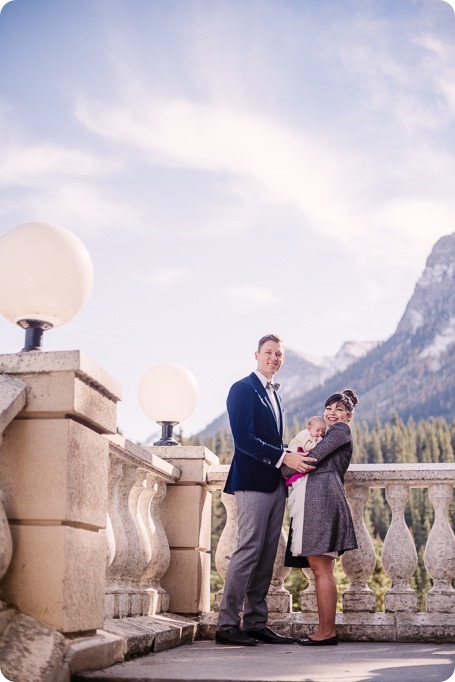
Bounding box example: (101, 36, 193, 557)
(0, 374, 28, 436)
(106, 434, 181, 482)
(0, 350, 122, 401)
(144, 445, 219, 465)
(206, 463, 455, 487)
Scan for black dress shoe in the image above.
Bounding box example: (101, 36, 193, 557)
(215, 626, 257, 646)
(297, 635, 338, 646)
(246, 626, 295, 644)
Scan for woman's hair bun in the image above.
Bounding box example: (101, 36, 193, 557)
(342, 388, 359, 408)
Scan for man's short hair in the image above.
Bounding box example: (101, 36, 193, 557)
(257, 333, 285, 352)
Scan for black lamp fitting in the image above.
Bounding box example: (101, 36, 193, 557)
(154, 421, 180, 446)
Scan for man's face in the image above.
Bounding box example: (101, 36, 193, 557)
(255, 340, 285, 379)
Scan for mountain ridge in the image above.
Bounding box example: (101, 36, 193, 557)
(285, 232, 455, 426)
(198, 232, 455, 437)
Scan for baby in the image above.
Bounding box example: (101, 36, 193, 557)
(282, 415, 326, 486)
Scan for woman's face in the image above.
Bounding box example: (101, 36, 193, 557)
(324, 400, 351, 427)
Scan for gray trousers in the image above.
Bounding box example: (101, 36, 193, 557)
(217, 483, 286, 632)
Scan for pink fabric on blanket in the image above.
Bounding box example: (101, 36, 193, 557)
(285, 472, 308, 487)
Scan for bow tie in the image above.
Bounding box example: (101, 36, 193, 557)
(266, 381, 280, 391)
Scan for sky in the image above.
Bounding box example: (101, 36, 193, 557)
(0, 0, 454, 443)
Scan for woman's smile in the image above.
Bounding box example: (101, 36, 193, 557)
(324, 401, 351, 425)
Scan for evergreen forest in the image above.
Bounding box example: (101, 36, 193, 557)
(189, 414, 455, 611)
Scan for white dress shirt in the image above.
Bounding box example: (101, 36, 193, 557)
(254, 370, 285, 468)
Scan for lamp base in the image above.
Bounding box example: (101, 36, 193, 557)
(154, 421, 180, 446)
(18, 319, 53, 352)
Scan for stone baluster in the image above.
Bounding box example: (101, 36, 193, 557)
(0, 491, 12, 584)
(127, 469, 150, 616)
(267, 528, 292, 613)
(0, 377, 26, 606)
(214, 492, 291, 613)
(424, 484, 455, 613)
(214, 491, 237, 611)
(105, 457, 128, 617)
(129, 469, 149, 564)
(382, 484, 418, 612)
(105, 456, 142, 617)
(341, 484, 377, 612)
(300, 567, 318, 613)
(105, 512, 116, 569)
(140, 474, 171, 614)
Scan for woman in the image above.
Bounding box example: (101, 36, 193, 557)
(281, 388, 359, 645)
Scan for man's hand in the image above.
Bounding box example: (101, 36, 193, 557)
(282, 450, 317, 473)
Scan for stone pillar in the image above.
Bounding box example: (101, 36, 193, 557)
(341, 483, 376, 612)
(151, 446, 216, 615)
(0, 351, 121, 634)
(424, 484, 455, 613)
(382, 484, 418, 613)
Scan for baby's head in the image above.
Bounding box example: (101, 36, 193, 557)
(308, 416, 326, 439)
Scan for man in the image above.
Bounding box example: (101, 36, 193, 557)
(216, 333, 316, 646)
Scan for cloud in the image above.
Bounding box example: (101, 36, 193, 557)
(0, 124, 139, 236)
(75, 86, 455, 270)
(226, 285, 282, 311)
(132, 268, 189, 288)
(0, 175, 143, 239)
(76, 93, 365, 232)
(0, 140, 115, 187)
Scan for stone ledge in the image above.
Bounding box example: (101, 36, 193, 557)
(0, 611, 198, 682)
(0, 612, 66, 682)
(396, 612, 455, 642)
(67, 613, 197, 679)
(197, 611, 455, 643)
(60, 631, 124, 681)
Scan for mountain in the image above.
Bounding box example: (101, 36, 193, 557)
(198, 232, 455, 438)
(198, 341, 379, 439)
(285, 232, 455, 425)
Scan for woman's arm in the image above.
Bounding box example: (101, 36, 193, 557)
(281, 463, 298, 479)
(306, 422, 351, 465)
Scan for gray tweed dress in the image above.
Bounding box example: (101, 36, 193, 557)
(282, 421, 358, 568)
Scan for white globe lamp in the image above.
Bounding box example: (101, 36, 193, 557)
(138, 363, 199, 446)
(0, 222, 93, 350)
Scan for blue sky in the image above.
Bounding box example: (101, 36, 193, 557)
(0, 0, 454, 442)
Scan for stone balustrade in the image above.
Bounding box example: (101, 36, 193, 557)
(202, 463, 455, 642)
(0, 374, 28, 591)
(1, 349, 454, 680)
(0, 352, 196, 681)
(104, 435, 180, 619)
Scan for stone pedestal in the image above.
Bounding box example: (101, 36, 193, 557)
(0, 351, 121, 634)
(148, 446, 217, 615)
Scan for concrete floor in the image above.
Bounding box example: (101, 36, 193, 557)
(75, 640, 455, 682)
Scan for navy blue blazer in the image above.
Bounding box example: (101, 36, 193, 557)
(224, 372, 285, 494)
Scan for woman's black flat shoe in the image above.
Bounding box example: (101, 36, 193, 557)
(297, 636, 338, 646)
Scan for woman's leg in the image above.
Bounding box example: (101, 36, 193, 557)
(307, 555, 337, 640)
